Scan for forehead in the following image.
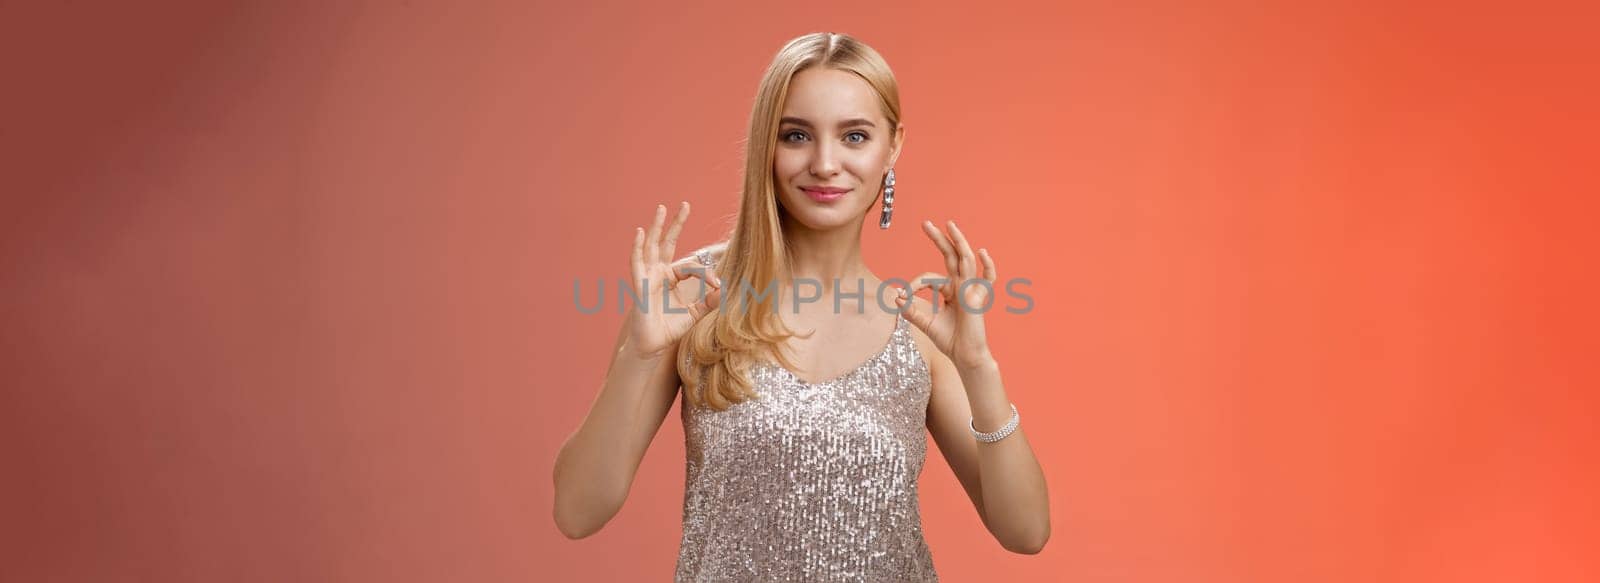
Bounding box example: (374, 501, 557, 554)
(780, 67, 882, 122)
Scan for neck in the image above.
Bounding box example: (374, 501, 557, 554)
(780, 215, 873, 295)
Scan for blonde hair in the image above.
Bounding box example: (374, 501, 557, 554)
(680, 32, 903, 410)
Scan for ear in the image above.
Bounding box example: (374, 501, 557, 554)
(888, 123, 906, 167)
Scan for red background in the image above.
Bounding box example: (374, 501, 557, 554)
(3, 1, 1596, 581)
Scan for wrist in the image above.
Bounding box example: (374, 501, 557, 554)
(620, 313, 669, 362)
(622, 343, 667, 362)
(954, 351, 999, 373)
(620, 340, 665, 363)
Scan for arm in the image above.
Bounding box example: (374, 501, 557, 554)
(895, 219, 1050, 554)
(551, 309, 683, 539)
(922, 337, 1051, 554)
(551, 233, 726, 539)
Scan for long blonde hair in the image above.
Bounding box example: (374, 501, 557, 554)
(680, 32, 903, 410)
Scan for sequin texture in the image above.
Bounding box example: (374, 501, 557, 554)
(675, 314, 937, 582)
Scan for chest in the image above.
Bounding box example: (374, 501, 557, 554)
(683, 360, 933, 466)
(771, 309, 901, 386)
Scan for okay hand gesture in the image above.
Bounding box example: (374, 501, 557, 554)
(626, 203, 722, 358)
(893, 220, 999, 370)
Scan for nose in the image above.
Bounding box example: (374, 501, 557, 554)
(809, 140, 840, 178)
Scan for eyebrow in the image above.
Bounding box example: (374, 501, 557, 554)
(779, 117, 877, 129)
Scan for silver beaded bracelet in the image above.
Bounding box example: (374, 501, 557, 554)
(969, 404, 1020, 443)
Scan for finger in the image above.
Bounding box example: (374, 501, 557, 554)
(660, 201, 689, 263)
(947, 220, 977, 278)
(631, 227, 646, 291)
(644, 204, 666, 268)
(904, 271, 952, 304)
(922, 220, 958, 276)
(921, 220, 959, 278)
(678, 269, 722, 320)
(892, 287, 935, 332)
(673, 256, 722, 288)
(693, 286, 723, 318)
(979, 248, 996, 281)
(673, 264, 719, 289)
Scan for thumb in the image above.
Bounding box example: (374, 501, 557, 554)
(691, 287, 722, 320)
(893, 287, 935, 334)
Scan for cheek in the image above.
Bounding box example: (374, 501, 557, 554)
(844, 150, 887, 178)
(772, 149, 806, 181)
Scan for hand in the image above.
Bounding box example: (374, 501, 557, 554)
(893, 220, 998, 370)
(627, 202, 722, 358)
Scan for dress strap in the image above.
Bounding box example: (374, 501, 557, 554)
(890, 312, 913, 349)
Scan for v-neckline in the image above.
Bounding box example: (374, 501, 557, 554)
(776, 316, 905, 387)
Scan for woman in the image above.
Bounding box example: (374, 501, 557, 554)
(553, 32, 1050, 581)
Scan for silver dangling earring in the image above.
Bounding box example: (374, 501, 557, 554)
(878, 167, 896, 229)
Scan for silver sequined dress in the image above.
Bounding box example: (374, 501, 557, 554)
(675, 312, 939, 582)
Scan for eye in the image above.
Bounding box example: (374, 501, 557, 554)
(845, 131, 869, 144)
(781, 130, 810, 143)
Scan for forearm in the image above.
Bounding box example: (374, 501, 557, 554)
(552, 317, 667, 538)
(960, 358, 1051, 553)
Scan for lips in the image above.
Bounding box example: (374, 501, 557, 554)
(800, 186, 850, 203)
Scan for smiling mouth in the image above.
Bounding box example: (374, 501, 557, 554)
(800, 187, 850, 203)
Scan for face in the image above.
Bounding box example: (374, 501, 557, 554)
(772, 67, 903, 231)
